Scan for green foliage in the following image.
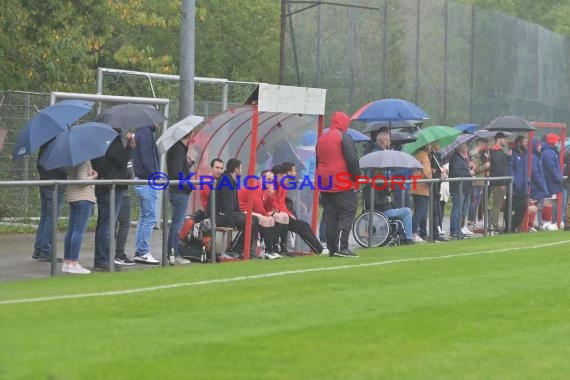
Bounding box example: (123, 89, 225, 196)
(0, 0, 280, 92)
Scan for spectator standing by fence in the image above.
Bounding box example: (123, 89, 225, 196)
(33, 139, 66, 262)
(489, 132, 510, 233)
(62, 161, 97, 274)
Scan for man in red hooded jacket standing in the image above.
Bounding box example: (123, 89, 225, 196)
(316, 111, 361, 257)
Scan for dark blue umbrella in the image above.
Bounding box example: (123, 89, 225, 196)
(454, 123, 480, 134)
(12, 100, 94, 159)
(323, 128, 370, 142)
(362, 120, 419, 133)
(351, 99, 430, 123)
(39, 122, 119, 170)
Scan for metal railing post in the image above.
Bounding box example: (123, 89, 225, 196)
(162, 186, 169, 267)
(507, 178, 513, 233)
(458, 180, 464, 237)
(483, 179, 489, 237)
(51, 183, 59, 277)
(368, 183, 375, 248)
(210, 186, 217, 263)
(109, 184, 116, 272)
(428, 181, 434, 242)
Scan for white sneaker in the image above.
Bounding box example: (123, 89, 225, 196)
(63, 262, 91, 274)
(528, 227, 537, 232)
(134, 253, 160, 265)
(321, 248, 330, 256)
(461, 227, 475, 236)
(264, 252, 276, 260)
(412, 235, 425, 243)
(272, 252, 283, 259)
(174, 256, 191, 264)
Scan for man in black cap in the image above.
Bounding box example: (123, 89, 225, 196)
(489, 132, 510, 233)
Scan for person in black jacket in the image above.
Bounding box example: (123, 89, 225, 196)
(33, 139, 67, 262)
(449, 143, 475, 239)
(489, 132, 510, 233)
(91, 130, 135, 270)
(207, 158, 259, 255)
(166, 133, 194, 264)
(132, 125, 161, 265)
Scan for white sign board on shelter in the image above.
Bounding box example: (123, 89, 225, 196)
(257, 83, 326, 115)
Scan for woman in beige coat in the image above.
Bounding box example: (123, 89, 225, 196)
(411, 144, 432, 242)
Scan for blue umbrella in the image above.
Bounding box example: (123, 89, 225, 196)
(454, 123, 480, 134)
(12, 99, 94, 159)
(39, 122, 119, 170)
(351, 99, 430, 123)
(324, 128, 371, 142)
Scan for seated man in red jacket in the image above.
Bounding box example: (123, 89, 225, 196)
(269, 164, 327, 256)
(238, 171, 280, 259)
(200, 158, 224, 211)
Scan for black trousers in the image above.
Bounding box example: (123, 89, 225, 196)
(288, 217, 323, 254)
(321, 190, 358, 252)
(217, 212, 259, 253)
(511, 195, 529, 232)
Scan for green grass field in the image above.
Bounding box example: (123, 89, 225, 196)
(1, 234, 570, 380)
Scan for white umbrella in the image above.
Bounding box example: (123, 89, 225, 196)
(156, 115, 204, 154)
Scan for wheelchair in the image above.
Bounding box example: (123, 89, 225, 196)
(352, 211, 407, 248)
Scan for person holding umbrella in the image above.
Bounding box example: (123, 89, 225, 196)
(166, 131, 193, 265)
(62, 160, 98, 274)
(509, 136, 530, 232)
(133, 124, 161, 265)
(33, 140, 67, 262)
(37, 121, 120, 273)
(92, 131, 136, 270)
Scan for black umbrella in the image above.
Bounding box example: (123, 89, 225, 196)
(485, 116, 535, 132)
(362, 120, 420, 133)
(95, 104, 166, 130)
(390, 131, 417, 145)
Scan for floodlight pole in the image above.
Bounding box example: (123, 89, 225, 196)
(180, 0, 196, 118)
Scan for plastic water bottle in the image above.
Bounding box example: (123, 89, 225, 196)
(169, 248, 175, 265)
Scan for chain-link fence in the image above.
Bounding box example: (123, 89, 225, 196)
(282, 0, 570, 126)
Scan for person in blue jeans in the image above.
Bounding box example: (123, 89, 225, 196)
(133, 125, 161, 265)
(449, 143, 474, 239)
(363, 170, 414, 244)
(62, 161, 98, 274)
(166, 132, 193, 264)
(33, 140, 67, 262)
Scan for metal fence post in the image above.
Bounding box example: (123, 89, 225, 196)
(109, 184, 116, 272)
(428, 181, 434, 242)
(483, 179, 489, 237)
(458, 180, 464, 237)
(368, 182, 375, 248)
(507, 178, 513, 233)
(210, 186, 217, 263)
(162, 185, 169, 267)
(51, 183, 59, 277)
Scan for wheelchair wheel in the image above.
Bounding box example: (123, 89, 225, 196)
(386, 240, 399, 247)
(352, 211, 390, 248)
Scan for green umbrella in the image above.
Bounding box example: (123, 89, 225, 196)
(402, 126, 461, 154)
